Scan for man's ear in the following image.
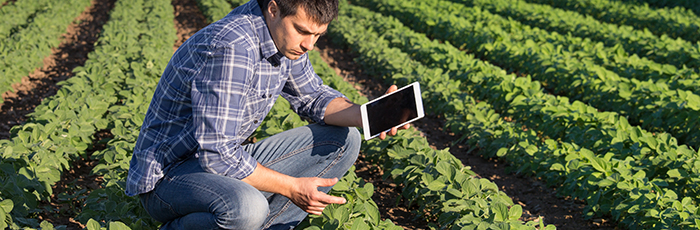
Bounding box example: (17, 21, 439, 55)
(267, 0, 279, 19)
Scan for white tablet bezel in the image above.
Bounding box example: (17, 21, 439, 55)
(360, 82, 424, 140)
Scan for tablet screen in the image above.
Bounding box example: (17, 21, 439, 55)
(365, 84, 419, 137)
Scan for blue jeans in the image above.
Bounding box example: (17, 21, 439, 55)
(139, 124, 361, 230)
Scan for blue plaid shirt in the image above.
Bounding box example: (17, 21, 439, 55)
(125, 0, 345, 196)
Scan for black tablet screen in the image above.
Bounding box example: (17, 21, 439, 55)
(366, 85, 418, 137)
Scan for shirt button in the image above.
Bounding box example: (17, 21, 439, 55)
(254, 120, 258, 124)
(268, 94, 272, 98)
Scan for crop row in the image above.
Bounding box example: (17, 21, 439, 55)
(0, 0, 49, 39)
(328, 3, 559, 229)
(0, 0, 92, 105)
(446, 0, 700, 94)
(0, 0, 181, 228)
(196, 0, 551, 229)
(449, 0, 700, 72)
(74, 0, 178, 228)
(521, 0, 700, 44)
(194, 0, 231, 23)
(334, 2, 700, 228)
(623, 0, 700, 17)
(353, 0, 700, 153)
(251, 51, 402, 230)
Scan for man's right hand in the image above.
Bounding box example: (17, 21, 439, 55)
(287, 177, 346, 215)
(241, 163, 346, 215)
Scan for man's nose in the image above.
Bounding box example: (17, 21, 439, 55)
(301, 35, 316, 51)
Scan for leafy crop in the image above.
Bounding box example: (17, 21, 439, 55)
(0, 0, 92, 105)
(521, 0, 700, 43)
(332, 2, 700, 228)
(447, 0, 700, 95)
(328, 3, 556, 229)
(353, 0, 700, 152)
(620, 0, 700, 18)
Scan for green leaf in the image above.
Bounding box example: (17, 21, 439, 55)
(108, 221, 131, 230)
(598, 179, 616, 187)
(0, 200, 13, 213)
(493, 203, 508, 222)
(332, 206, 350, 224)
(508, 205, 522, 220)
(40, 220, 55, 230)
(496, 148, 507, 157)
(428, 180, 446, 191)
(86, 219, 102, 230)
(363, 202, 380, 225)
(349, 218, 369, 230)
(667, 169, 685, 178)
(0, 207, 7, 230)
(332, 179, 350, 191)
(436, 161, 456, 179)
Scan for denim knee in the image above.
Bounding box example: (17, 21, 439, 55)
(215, 186, 269, 229)
(345, 127, 361, 160)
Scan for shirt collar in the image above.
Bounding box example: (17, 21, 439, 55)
(251, 0, 284, 66)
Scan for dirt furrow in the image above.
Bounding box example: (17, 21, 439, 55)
(314, 36, 619, 230)
(0, 0, 115, 140)
(15, 0, 117, 228)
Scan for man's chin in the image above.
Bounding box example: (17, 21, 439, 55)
(284, 52, 304, 60)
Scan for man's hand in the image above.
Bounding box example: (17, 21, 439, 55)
(288, 177, 346, 215)
(242, 163, 345, 215)
(379, 85, 411, 140)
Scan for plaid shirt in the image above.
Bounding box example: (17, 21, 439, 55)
(125, 0, 344, 196)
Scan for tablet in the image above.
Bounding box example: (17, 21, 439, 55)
(360, 82, 424, 140)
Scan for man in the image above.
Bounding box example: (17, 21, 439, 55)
(125, 0, 406, 229)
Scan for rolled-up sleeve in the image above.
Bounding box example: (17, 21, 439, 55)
(282, 54, 345, 125)
(191, 42, 257, 180)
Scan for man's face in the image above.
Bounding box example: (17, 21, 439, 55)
(265, 1, 328, 60)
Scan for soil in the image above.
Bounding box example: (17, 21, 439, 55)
(0, 0, 620, 229)
(172, 0, 208, 49)
(12, 0, 117, 229)
(1, 0, 16, 8)
(0, 0, 114, 140)
(314, 37, 620, 230)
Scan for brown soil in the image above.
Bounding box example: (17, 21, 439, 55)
(0, 0, 114, 140)
(354, 154, 430, 229)
(172, 0, 208, 50)
(314, 36, 620, 230)
(37, 131, 108, 229)
(15, 0, 116, 229)
(1, 0, 16, 8)
(0, 0, 620, 228)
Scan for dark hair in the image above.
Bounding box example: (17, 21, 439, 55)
(271, 0, 338, 24)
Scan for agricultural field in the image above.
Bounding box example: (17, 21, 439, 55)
(0, 0, 699, 229)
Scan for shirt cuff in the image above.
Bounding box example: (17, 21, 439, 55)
(313, 87, 346, 125)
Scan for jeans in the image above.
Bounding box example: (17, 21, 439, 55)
(139, 124, 361, 230)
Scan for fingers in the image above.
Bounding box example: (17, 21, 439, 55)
(317, 192, 347, 205)
(307, 206, 325, 215)
(303, 190, 346, 216)
(385, 85, 398, 94)
(292, 177, 348, 215)
(380, 125, 407, 140)
(317, 177, 338, 187)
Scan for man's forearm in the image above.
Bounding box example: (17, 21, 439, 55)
(241, 162, 295, 197)
(323, 97, 362, 127)
(241, 162, 346, 215)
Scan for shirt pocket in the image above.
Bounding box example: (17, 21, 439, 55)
(241, 78, 272, 134)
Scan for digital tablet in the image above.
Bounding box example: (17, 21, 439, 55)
(360, 82, 424, 140)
